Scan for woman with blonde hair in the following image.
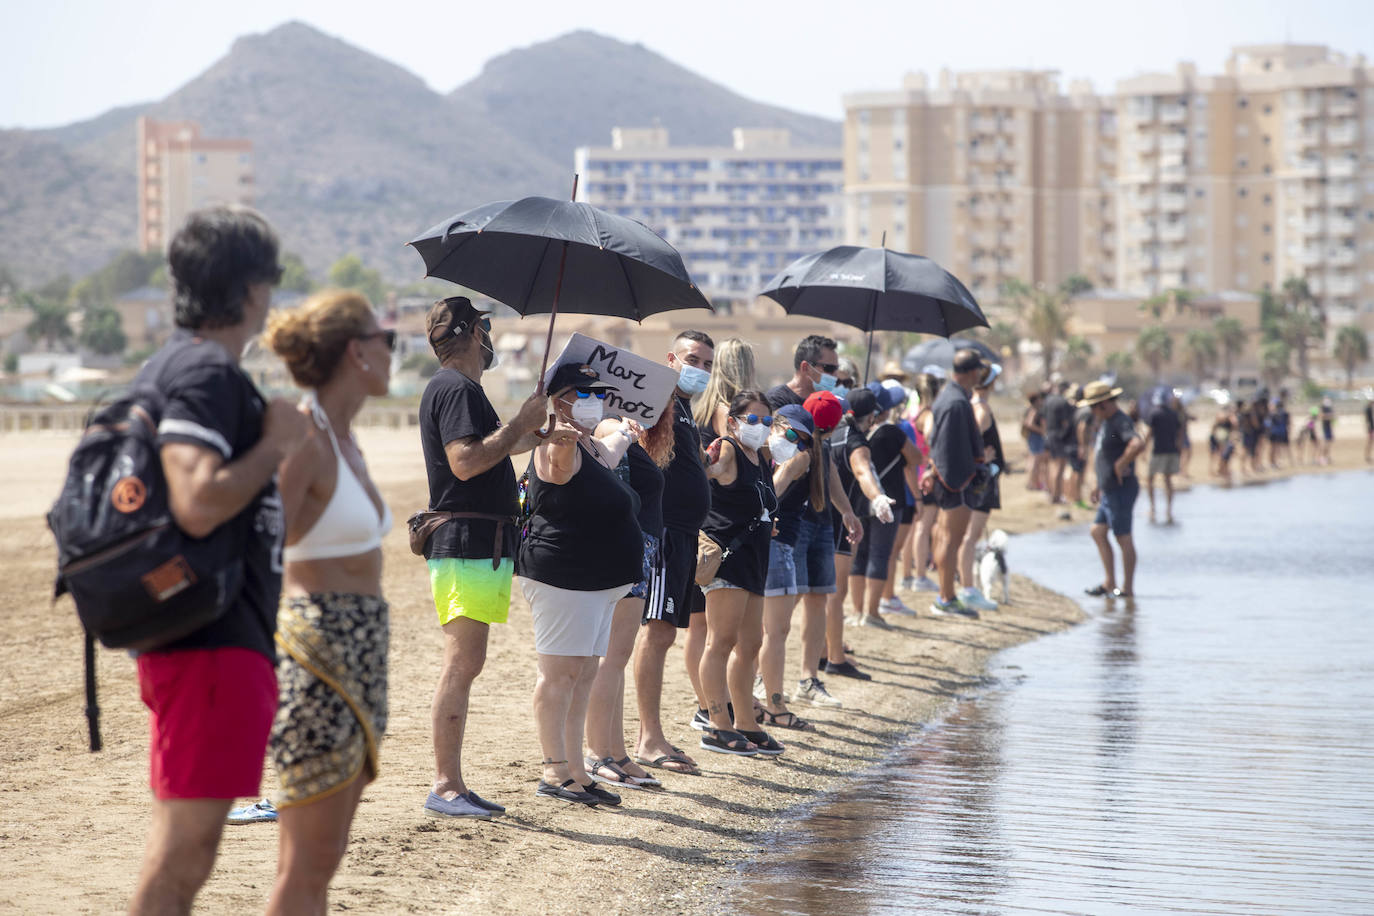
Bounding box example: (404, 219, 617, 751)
(693, 337, 757, 443)
(261, 289, 394, 914)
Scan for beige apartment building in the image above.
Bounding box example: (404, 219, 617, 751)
(1115, 44, 1374, 339)
(137, 118, 254, 253)
(842, 69, 1117, 305)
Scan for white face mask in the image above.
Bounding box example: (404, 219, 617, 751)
(735, 420, 769, 450)
(768, 435, 799, 463)
(569, 396, 604, 429)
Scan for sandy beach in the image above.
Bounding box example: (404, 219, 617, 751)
(0, 411, 1368, 914)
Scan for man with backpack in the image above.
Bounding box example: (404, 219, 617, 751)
(127, 207, 308, 914)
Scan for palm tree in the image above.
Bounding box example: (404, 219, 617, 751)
(1260, 339, 1290, 389)
(1183, 328, 1218, 387)
(1333, 325, 1370, 389)
(1212, 316, 1247, 386)
(1136, 325, 1173, 381)
(1279, 276, 1323, 381)
(1002, 277, 1076, 380)
(1063, 335, 1093, 374)
(24, 298, 74, 351)
(984, 320, 1021, 372)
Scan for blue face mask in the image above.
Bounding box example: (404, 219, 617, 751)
(832, 384, 850, 399)
(676, 363, 710, 395)
(815, 372, 838, 392)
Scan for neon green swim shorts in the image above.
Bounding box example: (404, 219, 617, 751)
(428, 558, 513, 626)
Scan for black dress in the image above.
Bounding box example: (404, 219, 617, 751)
(700, 439, 777, 595)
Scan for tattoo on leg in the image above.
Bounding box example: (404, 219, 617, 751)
(542, 758, 567, 766)
(771, 692, 783, 706)
(709, 702, 722, 714)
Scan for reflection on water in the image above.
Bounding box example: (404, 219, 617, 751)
(738, 472, 1374, 915)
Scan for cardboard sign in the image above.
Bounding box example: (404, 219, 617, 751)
(543, 333, 679, 425)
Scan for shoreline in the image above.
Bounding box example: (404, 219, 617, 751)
(0, 425, 1369, 913)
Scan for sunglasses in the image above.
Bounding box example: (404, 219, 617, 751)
(781, 428, 811, 445)
(571, 389, 608, 400)
(815, 363, 840, 374)
(736, 413, 772, 426)
(836, 377, 855, 387)
(359, 329, 397, 351)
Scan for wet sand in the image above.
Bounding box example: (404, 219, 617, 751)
(0, 414, 1367, 914)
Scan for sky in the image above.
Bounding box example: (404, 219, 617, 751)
(3, 0, 1373, 129)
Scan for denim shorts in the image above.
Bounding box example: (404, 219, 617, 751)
(763, 540, 798, 597)
(1094, 476, 1140, 537)
(793, 513, 836, 594)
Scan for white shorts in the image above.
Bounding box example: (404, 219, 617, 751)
(517, 578, 624, 657)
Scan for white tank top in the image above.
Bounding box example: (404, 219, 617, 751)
(283, 397, 393, 562)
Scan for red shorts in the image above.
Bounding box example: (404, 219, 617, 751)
(137, 647, 278, 800)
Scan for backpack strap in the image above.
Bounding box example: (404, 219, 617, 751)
(83, 628, 102, 753)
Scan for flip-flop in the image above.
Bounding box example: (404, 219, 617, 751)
(634, 752, 701, 776)
(1084, 584, 1111, 596)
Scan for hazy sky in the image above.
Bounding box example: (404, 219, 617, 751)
(4, 0, 1372, 129)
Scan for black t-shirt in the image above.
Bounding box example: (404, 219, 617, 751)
(624, 443, 665, 537)
(830, 420, 872, 517)
(930, 383, 984, 491)
(1147, 405, 1181, 455)
(139, 331, 282, 662)
(867, 423, 909, 503)
(765, 383, 804, 412)
(1094, 408, 1139, 491)
(518, 444, 642, 590)
(1043, 393, 1073, 445)
(419, 368, 518, 560)
(661, 396, 711, 533)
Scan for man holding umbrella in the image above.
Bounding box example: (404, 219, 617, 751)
(418, 296, 551, 819)
(922, 348, 987, 618)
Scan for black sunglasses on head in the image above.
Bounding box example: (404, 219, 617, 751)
(359, 329, 397, 351)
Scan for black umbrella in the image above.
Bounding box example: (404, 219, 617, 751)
(902, 337, 1000, 375)
(408, 186, 712, 387)
(760, 245, 987, 382)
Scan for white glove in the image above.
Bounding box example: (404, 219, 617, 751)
(869, 495, 896, 524)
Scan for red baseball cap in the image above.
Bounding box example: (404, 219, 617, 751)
(803, 390, 844, 432)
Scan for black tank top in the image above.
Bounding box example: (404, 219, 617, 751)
(701, 439, 777, 594)
(518, 442, 643, 590)
(982, 412, 1006, 469)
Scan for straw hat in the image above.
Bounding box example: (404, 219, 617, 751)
(1076, 380, 1123, 407)
(879, 360, 908, 383)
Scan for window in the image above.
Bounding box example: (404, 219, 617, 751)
(1238, 187, 1248, 198)
(1263, 253, 1272, 263)
(1238, 97, 1248, 108)
(1263, 224, 1271, 234)
(1263, 104, 1273, 114)
(1195, 188, 1205, 198)
(1263, 194, 1272, 204)
(1237, 157, 1248, 169)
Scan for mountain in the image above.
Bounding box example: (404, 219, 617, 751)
(0, 23, 840, 290)
(450, 30, 841, 163)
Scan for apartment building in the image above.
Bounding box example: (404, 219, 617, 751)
(1116, 44, 1374, 337)
(137, 117, 254, 253)
(574, 127, 843, 305)
(842, 70, 1117, 305)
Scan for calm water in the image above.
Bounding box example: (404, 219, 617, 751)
(736, 471, 1374, 915)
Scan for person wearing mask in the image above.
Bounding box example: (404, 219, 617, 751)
(260, 290, 394, 913)
(518, 363, 644, 805)
(766, 334, 841, 410)
(1082, 381, 1144, 598)
(697, 390, 781, 757)
(922, 349, 987, 618)
(693, 337, 757, 443)
(633, 331, 714, 776)
(877, 378, 923, 616)
(826, 388, 897, 654)
(126, 207, 308, 914)
(858, 382, 922, 624)
(418, 297, 549, 819)
(957, 364, 1005, 613)
(832, 360, 858, 401)
(905, 372, 943, 593)
(1144, 390, 1184, 524)
(584, 398, 675, 790)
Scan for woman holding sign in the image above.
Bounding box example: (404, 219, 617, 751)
(696, 389, 781, 757)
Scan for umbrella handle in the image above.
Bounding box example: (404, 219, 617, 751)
(534, 411, 555, 439)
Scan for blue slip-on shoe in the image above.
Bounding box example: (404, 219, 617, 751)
(226, 799, 277, 825)
(462, 791, 506, 815)
(423, 791, 494, 819)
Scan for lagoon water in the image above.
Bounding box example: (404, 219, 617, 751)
(737, 471, 1374, 914)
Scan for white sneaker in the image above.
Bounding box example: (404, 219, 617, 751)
(793, 677, 843, 708)
(880, 596, 918, 616)
(958, 586, 998, 612)
(910, 576, 939, 592)
(900, 576, 917, 591)
(752, 674, 767, 703)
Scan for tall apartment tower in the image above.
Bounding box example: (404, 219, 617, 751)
(842, 70, 1117, 304)
(1116, 44, 1373, 330)
(575, 127, 843, 305)
(137, 117, 254, 253)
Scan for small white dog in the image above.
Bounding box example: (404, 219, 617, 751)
(976, 529, 1010, 605)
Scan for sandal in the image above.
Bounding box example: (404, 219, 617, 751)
(584, 755, 650, 790)
(634, 752, 700, 775)
(1084, 584, 1112, 596)
(699, 728, 758, 756)
(737, 729, 785, 756)
(759, 709, 812, 731)
(613, 756, 661, 788)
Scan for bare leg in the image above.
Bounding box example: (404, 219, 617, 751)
(958, 510, 989, 591)
(634, 619, 696, 766)
(848, 573, 866, 620)
(1163, 473, 1175, 523)
(912, 504, 935, 579)
(266, 774, 368, 916)
(1147, 472, 1158, 521)
(760, 593, 797, 714)
(728, 593, 765, 732)
(564, 656, 600, 785)
(585, 597, 642, 764)
(700, 588, 746, 731)
(1090, 523, 1116, 591)
(431, 616, 489, 799)
(1049, 457, 1066, 504)
(684, 609, 707, 708)
(129, 798, 232, 916)
(883, 521, 913, 599)
(825, 552, 853, 664)
(936, 506, 972, 603)
(1117, 534, 1136, 596)
(534, 653, 590, 786)
(798, 593, 826, 681)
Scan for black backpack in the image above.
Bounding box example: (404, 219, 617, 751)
(48, 386, 244, 750)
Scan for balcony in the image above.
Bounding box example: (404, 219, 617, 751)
(970, 115, 1001, 134)
(1329, 247, 1356, 265)
(1159, 222, 1187, 242)
(1160, 270, 1186, 288)
(1295, 127, 1322, 149)
(1134, 133, 1159, 154)
(1328, 216, 1356, 237)
(1326, 184, 1357, 206)
(1290, 159, 1322, 177)
(1160, 133, 1187, 153)
(1133, 222, 1157, 239)
(1160, 104, 1187, 123)
(1160, 163, 1188, 181)
(971, 145, 998, 164)
(1328, 97, 1357, 118)
(1301, 248, 1324, 266)
(1326, 122, 1359, 146)
(1328, 158, 1357, 178)
(1300, 186, 1325, 207)
(1325, 274, 1357, 296)
(1159, 252, 1187, 271)
(1301, 217, 1325, 236)
(1134, 193, 1159, 212)
(1160, 192, 1187, 211)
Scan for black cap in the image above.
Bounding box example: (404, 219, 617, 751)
(426, 296, 491, 346)
(547, 362, 614, 395)
(847, 387, 879, 419)
(952, 349, 987, 374)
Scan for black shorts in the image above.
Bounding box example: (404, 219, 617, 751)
(1067, 449, 1085, 473)
(900, 503, 916, 525)
(971, 477, 1001, 513)
(1047, 436, 1074, 460)
(930, 477, 966, 511)
(648, 527, 698, 628)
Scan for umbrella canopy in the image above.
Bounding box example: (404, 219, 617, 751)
(901, 337, 1000, 375)
(408, 196, 712, 321)
(759, 245, 987, 336)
